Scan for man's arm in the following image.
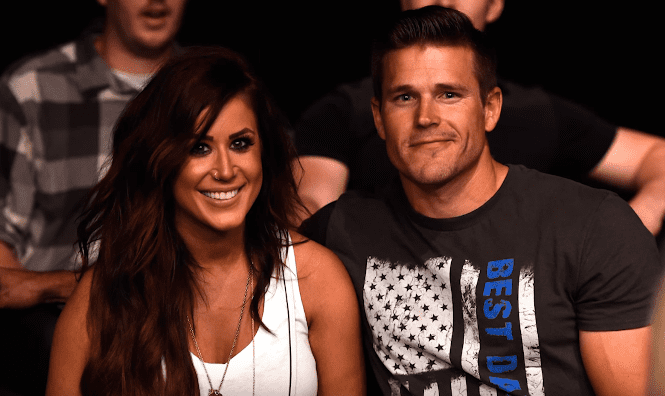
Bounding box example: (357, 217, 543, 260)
(649, 278, 665, 395)
(0, 240, 21, 269)
(589, 127, 665, 235)
(294, 156, 349, 225)
(579, 327, 651, 396)
(0, 75, 80, 308)
(0, 241, 77, 308)
(573, 190, 660, 396)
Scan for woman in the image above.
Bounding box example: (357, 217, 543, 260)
(46, 47, 364, 396)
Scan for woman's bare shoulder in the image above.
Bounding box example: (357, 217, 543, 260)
(290, 230, 344, 278)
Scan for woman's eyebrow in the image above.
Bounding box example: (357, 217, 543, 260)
(228, 128, 257, 140)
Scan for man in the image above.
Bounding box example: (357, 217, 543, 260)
(294, 0, 665, 237)
(301, 6, 660, 395)
(649, 275, 665, 395)
(0, 1, 187, 394)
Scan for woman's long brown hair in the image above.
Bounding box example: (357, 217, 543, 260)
(75, 47, 304, 395)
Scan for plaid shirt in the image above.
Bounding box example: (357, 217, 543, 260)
(0, 33, 141, 271)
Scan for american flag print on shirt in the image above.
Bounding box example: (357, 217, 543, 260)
(364, 256, 544, 396)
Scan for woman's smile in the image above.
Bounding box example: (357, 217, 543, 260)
(201, 188, 241, 201)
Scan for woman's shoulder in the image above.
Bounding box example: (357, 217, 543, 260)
(289, 230, 354, 306)
(46, 268, 94, 395)
(288, 230, 359, 330)
(289, 230, 344, 278)
(67, 268, 94, 312)
(56, 268, 94, 338)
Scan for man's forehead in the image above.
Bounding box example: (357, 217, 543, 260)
(384, 44, 474, 65)
(382, 45, 478, 87)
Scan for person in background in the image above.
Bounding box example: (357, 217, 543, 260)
(0, 1, 187, 395)
(46, 46, 364, 396)
(294, 0, 665, 238)
(301, 6, 660, 395)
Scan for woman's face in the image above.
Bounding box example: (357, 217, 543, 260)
(173, 92, 263, 238)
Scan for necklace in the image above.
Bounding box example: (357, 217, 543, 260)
(188, 265, 255, 396)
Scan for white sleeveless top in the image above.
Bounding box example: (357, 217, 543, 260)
(191, 242, 318, 395)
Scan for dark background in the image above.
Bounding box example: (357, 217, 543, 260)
(1, 0, 661, 136)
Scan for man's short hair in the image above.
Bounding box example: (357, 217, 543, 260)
(371, 5, 498, 104)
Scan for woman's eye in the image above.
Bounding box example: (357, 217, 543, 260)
(190, 142, 211, 156)
(231, 137, 254, 151)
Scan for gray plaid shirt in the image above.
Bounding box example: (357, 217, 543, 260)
(0, 33, 141, 271)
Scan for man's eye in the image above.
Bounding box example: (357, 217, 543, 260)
(190, 142, 210, 156)
(443, 92, 457, 99)
(397, 94, 412, 101)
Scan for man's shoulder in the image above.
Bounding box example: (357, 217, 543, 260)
(336, 188, 393, 214)
(509, 165, 609, 197)
(338, 187, 384, 201)
(306, 76, 374, 121)
(1, 37, 93, 105)
(505, 165, 631, 225)
(315, 189, 392, 224)
(1, 33, 111, 108)
(300, 189, 394, 244)
(498, 79, 554, 110)
(3, 40, 83, 82)
(335, 76, 374, 107)
(329, 189, 401, 237)
(296, 77, 373, 138)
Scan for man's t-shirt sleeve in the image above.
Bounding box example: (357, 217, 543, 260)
(298, 201, 337, 246)
(575, 192, 661, 331)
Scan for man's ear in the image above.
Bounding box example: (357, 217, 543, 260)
(485, 0, 505, 26)
(484, 86, 502, 132)
(371, 97, 386, 141)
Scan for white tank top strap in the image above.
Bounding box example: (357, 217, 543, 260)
(189, 231, 317, 395)
(281, 237, 299, 396)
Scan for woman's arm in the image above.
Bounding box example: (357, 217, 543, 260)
(45, 270, 92, 396)
(293, 232, 366, 395)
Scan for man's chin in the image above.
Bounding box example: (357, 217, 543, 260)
(400, 167, 454, 189)
(130, 37, 174, 59)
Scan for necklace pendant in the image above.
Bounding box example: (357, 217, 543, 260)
(208, 390, 222, 396)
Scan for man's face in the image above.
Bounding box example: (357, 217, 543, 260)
(100, 0, 188, 54)
(399, 0, 504, 31)
(371, 45, 500, 191)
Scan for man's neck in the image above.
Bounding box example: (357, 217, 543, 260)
(94, 33, 172, 75)
(402, 156, 508, 219)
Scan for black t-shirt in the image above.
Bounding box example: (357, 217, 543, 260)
(294, 77, 617, 193)
(301, 165, 660, 395)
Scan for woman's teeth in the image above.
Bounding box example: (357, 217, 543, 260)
(202, 190, 238, 200)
